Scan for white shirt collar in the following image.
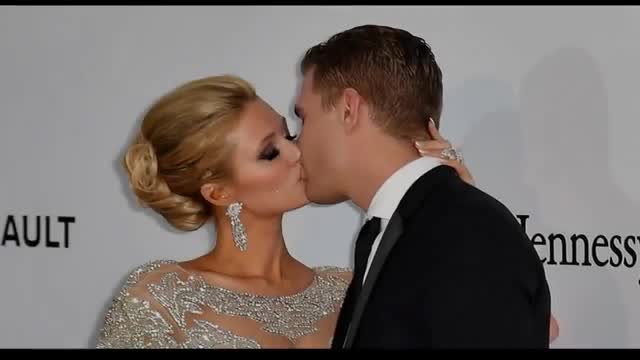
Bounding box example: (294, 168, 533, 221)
(366, 156, 443, 221)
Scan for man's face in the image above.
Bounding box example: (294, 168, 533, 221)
(294, 70, 349, 205)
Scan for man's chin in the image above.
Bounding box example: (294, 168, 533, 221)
(303, 184, 348, 206)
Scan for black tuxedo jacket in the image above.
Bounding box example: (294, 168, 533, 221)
(332, 165, 551, 349)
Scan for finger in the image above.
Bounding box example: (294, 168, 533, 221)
(417, 146, 463, 165)
(427, 118, 446, 141)
(414, 140, 452, 151)
(416, 148, 453, 159)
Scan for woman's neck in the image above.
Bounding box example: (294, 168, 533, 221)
(193, 211, 307, 283)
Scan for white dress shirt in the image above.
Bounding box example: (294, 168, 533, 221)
(362, 156, 443, 284)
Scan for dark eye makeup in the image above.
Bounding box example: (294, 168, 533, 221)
(257, 116, 298, 161)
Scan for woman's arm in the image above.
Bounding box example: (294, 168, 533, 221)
(549, 314, 560, 343)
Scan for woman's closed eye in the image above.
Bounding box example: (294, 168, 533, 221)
(259, 134, 297, 161)
(260, 145, 280, 161)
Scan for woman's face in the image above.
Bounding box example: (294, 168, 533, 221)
(223, 97, 309, 217)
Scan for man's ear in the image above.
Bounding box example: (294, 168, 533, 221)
(341, 88, 362, 134)
(200, 182, 235, 207)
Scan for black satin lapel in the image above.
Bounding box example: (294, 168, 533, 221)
(343, 214, 404, 348)
(331, 279, 358, 348)
(340, 165, 457, 348)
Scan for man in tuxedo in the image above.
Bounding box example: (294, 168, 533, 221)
(294, 24, 551, 348)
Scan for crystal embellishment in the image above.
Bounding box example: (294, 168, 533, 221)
(226, 202, 248, 251)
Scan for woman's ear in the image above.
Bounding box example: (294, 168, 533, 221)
(200, 182, 235, 207)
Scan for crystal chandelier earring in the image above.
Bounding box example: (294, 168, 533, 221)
(225, 202, 248, 251)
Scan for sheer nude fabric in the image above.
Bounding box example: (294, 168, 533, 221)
(96, 260, 351, 349)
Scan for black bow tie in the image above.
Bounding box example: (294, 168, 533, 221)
(352, 216, 381, 291)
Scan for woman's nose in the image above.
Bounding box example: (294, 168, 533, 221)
(288, 142, 302, 164)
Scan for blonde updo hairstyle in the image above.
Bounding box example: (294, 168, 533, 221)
(123, 75, 257, 231)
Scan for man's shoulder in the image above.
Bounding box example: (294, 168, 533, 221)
(410, 168, 517, 223)
(407, 173, 530, 248)
(454, 182, 520, 222)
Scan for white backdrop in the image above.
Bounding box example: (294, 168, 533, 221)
(1, 5, 639, 348)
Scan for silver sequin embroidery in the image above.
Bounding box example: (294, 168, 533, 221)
(181, 320, 261, 349)
(148, 263, 349, 341)
(96, 260, 350, 348)
(96, 260, 179, 349)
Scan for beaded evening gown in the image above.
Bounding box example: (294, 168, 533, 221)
(95, 260, 350, 349)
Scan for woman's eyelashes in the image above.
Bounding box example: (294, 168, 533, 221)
(260, 145, 280, 161)
(259, 134, 298, 161)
